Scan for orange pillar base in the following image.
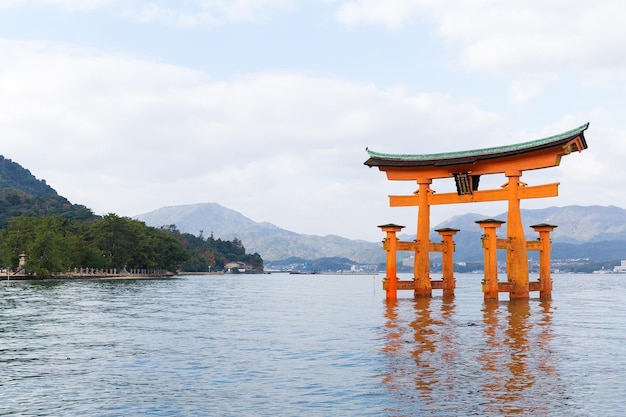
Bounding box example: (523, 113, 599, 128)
(379, 224, 405, 300)
(436, 227, 459, 297)
(476, 219, 505, 301)
(413, 286, 432, 297)
(532, 223, 557, 300)
(510, 292, 530, 299)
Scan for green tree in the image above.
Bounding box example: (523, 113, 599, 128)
(26, 216, 73, 275)
(90, 214, 188, 272)
(90, 213, 137, 270)
(0, 216, 38, 268)
(149, 227, 189, 272)
(0, 216, 76, 275)
(0, 212, 250, 277)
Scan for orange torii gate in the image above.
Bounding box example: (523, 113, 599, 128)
(365, 123, 589, 300)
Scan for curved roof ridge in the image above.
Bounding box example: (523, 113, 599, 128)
(366, 123, 589, 162)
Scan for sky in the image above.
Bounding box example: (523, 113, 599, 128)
(1, 1, 625, 242)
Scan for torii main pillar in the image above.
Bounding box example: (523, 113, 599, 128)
(414, 178, 432, 297)
(504, 169, 529, 298)
(365, 123, 589, 299)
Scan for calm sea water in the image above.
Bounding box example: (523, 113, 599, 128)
(1, 273, 625, 416)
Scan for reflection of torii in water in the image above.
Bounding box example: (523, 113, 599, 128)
(365, 123, 589, 300)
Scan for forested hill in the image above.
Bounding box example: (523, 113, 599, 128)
(0, 156, 97, 227)
(0, 156, 56, 196)
(0, 155, 264, 276)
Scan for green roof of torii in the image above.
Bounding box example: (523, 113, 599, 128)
(364, 123, 589, 168)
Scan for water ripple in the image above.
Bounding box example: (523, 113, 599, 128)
(1, 274, 626, 416)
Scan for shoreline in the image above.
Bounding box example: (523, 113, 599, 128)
(2, 272, 175, 281)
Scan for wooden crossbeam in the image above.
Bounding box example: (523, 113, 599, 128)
(496, 239, 510, 250)
(526, 241, 542, 251)
(385, 241, 446, 252)
(498, 281, 542, 292)
(383, 279, 447, 291)
(389, 182, 559, 207)
(484, 239, 544, 251)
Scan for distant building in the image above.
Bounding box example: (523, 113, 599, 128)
(225, 261, 248, 273)
(614, 260, 626, 273)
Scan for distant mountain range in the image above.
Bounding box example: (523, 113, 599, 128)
(2, 153, 625, 265)
(427, 206, 626, 263)
(135, 203, 626, 263)
(134, 203, 383, 263)
(434, 205, 626, 243)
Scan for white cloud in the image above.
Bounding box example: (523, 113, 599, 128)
(508, 73, 559, 105)
(0, 0, 301, 26)
(552, 126, 626, 209)
(335, 0, 428, 31)
(0, 1, 619, 245)
(334, 0, 626, 78)
(0, 0, 114, 12)
(0, 39, 505, 240)
(9, 0, 626, 77)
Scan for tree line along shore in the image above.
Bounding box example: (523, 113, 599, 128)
(0, 213, 263, 279)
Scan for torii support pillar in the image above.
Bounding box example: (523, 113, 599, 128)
(531, 223, 557, 299)
(379, 224, 405, 300)
(505, 170, 530, 299)
(414, 178, 433, 298)
(435, 227, 459, 297)
(477, 219, 505, 300)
